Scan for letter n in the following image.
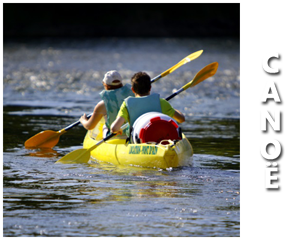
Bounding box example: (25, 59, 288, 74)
(261, 110, 281, 131)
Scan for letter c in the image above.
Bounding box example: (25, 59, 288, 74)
(262, 53, 280, 74)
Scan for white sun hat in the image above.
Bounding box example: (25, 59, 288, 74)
(103, 70, 123, 86)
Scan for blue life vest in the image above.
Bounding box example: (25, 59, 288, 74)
(99, 84, 134, 129)
(125, 93, 162, 126)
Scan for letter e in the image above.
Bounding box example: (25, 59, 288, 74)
(266, 167, 279, 189)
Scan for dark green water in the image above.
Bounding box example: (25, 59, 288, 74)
(3, 38, 240, 237)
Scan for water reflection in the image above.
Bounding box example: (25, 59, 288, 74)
(26, 148, 60, 158)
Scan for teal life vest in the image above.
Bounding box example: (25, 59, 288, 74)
(125, 93, 162, 126)
(99, 83, 134, 129)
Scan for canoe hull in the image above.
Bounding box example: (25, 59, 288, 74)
(83, 132, 193, 169)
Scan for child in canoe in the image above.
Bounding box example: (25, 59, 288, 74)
(111, 71, 185, 136)
(80, 70, 134, 136)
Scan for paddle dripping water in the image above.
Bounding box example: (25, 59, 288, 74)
(3, 38, 240, 237)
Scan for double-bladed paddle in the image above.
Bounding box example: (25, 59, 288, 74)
(24, 50, 203, 149)
(56, 62, 219, 164)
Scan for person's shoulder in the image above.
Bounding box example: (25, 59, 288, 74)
(95, 100, 106, 111)
(96, 100, 105, 106)
(160, 98, 171, 105)
(124, 95, 134, 102)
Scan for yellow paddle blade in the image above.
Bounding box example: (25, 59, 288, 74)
(25, 129, 66, 148)
(161, 50, 203, 77)
(190, 62, 218, 87)
(55, 148, 91, 164)
(183, 62, 219, 90)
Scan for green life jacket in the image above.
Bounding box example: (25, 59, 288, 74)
(99, 84, 134, 129)
(125, 93, 162, 126)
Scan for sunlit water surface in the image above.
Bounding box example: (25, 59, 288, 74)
(3, 38, 240, 237)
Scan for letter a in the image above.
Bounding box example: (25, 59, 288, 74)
(261, 81, 281, 103)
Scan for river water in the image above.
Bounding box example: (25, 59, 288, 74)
(3, 38, 240, 237)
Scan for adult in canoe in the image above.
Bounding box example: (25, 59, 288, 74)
(111, 71, 185, 136)
(80, 70, 134, 136)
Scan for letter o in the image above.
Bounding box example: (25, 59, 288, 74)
(261, 139, 281, 160)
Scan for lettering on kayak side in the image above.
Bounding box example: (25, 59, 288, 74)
(129, 146, 158, 155)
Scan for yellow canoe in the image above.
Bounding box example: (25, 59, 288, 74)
(82, 119, 193, 169)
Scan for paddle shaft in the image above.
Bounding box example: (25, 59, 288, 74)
(165, 88, 184, 101)
(63, 113, 92, 131)
(164, 74, 197, 101)
(89, 123, 129, 151)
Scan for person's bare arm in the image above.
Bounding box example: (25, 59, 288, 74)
(173, 109, 185, 123)
(80, 101, 106, 130)
(110, 116, 125, 134)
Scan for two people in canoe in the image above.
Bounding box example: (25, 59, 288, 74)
(80, 70, 185, 137)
